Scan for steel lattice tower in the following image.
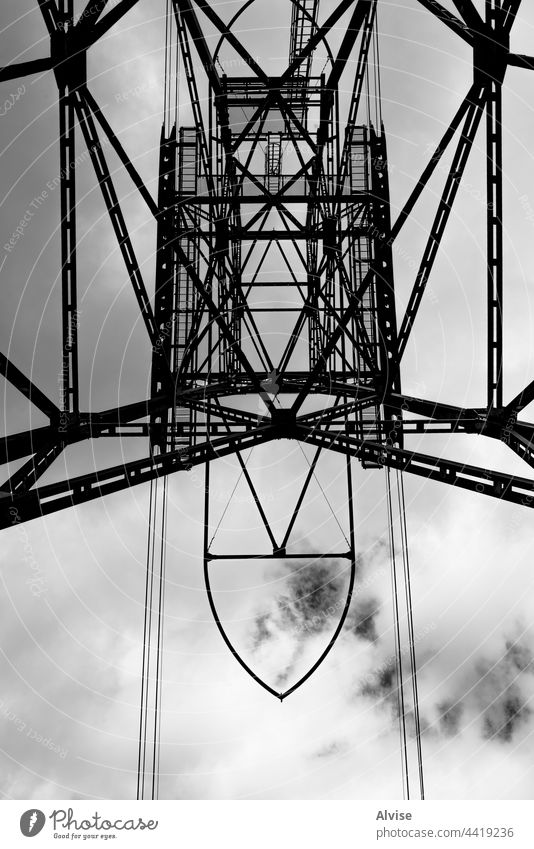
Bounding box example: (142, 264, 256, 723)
(2, 0, 534, 529)
(1, 0, 534, 798)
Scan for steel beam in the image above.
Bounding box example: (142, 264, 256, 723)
(451, 1, 484, 29)
(0, 57, 53, 82)
(0, 425, 275, 530)
(484, 1, 505, 410)
(0, 352, 60, 420)
(57, 1, 80, 418)
(397, 86, 486, 359)
(83, 0, 142, 47)
(298, 424, 534, 509)
(414, 0, 473, 43)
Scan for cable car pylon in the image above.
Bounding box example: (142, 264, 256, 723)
(1, 0, 533, 801)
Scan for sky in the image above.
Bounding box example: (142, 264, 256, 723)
(2, 0, 534, 801)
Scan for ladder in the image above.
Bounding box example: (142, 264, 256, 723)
(348, 127, 382, 463)
(174, 127, 199, 376)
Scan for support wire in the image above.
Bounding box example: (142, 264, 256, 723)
(384, 466, 425, 800)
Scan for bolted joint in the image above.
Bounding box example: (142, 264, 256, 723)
(267, 77, 283, 93)
(473, 27, 509, 87)
(52, 410, 78, 436)
(270, 408, 297, 439)
(52, 24, 87, 91)
(480, 406, 518, 443)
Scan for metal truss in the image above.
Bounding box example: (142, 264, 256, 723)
(2, 0, 534, 537)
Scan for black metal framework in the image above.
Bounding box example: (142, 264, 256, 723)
(1, 0, 534, 537)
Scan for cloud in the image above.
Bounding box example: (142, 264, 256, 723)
(4, 484, 534, 800)
(360, 658, 397, 704)
(3, 0, 534, 803)
(436, 700, 464, 736)
(429, 633, 534, 745)
(349, 597, 381, 644)
(245, 555, 382, 692)
(245, 558, 347, 689)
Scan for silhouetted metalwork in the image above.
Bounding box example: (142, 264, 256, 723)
(1, 0, 532, 529)
(3, 0, 532, 806)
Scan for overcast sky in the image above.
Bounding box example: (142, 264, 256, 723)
(2, 0, 534, 801)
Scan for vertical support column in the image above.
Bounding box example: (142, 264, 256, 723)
(174, 127, 199, 445)
(150, 125, 177, 453)
(486, 1, 504, 410)
(57, 1, 79, 417)
(176, 128, 199, 375)
(227, 204, 243, 375)
(349, 127, 381, 464)
(370, 125, 402, 445)
(307, 232, 321, 369)
(315, 74, 337, 373)
(154, 126, 177, 380)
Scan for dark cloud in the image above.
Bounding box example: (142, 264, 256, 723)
(354, 630, 534, 752)
(250, 559, 348, 651)
(360, 658, 397, 702)
(286, 562, 345, 631)
(251, 558, 382, 650)
(473, 639, 534, 744)
(247, 557, 383, 695)
(482, 688, 529, 743)
(274, 655, 300, 690)
(427, 634, 534, 747)
(250, 613, 272, 650)
(349, 597, 380, 643)
(437, 701, 464, 737)
(246, 559, 351, 689)
(311, 740, 348, 759)
(504, 640, 534, 675)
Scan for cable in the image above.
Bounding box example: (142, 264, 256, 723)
(157, 475, 169, 800)
(385, 465, 410, 800)
(295, 440, 351, 547)
(396, 468, 425, 800)
(137, 0, 174, 800)
(136, 476, 154, 800)
(207, 447, 255, 551)
(384, 465, 426, 801)
(152, 473, 169, 800)
(137, 468, 169, 801)
(137, 473, 159, 800)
